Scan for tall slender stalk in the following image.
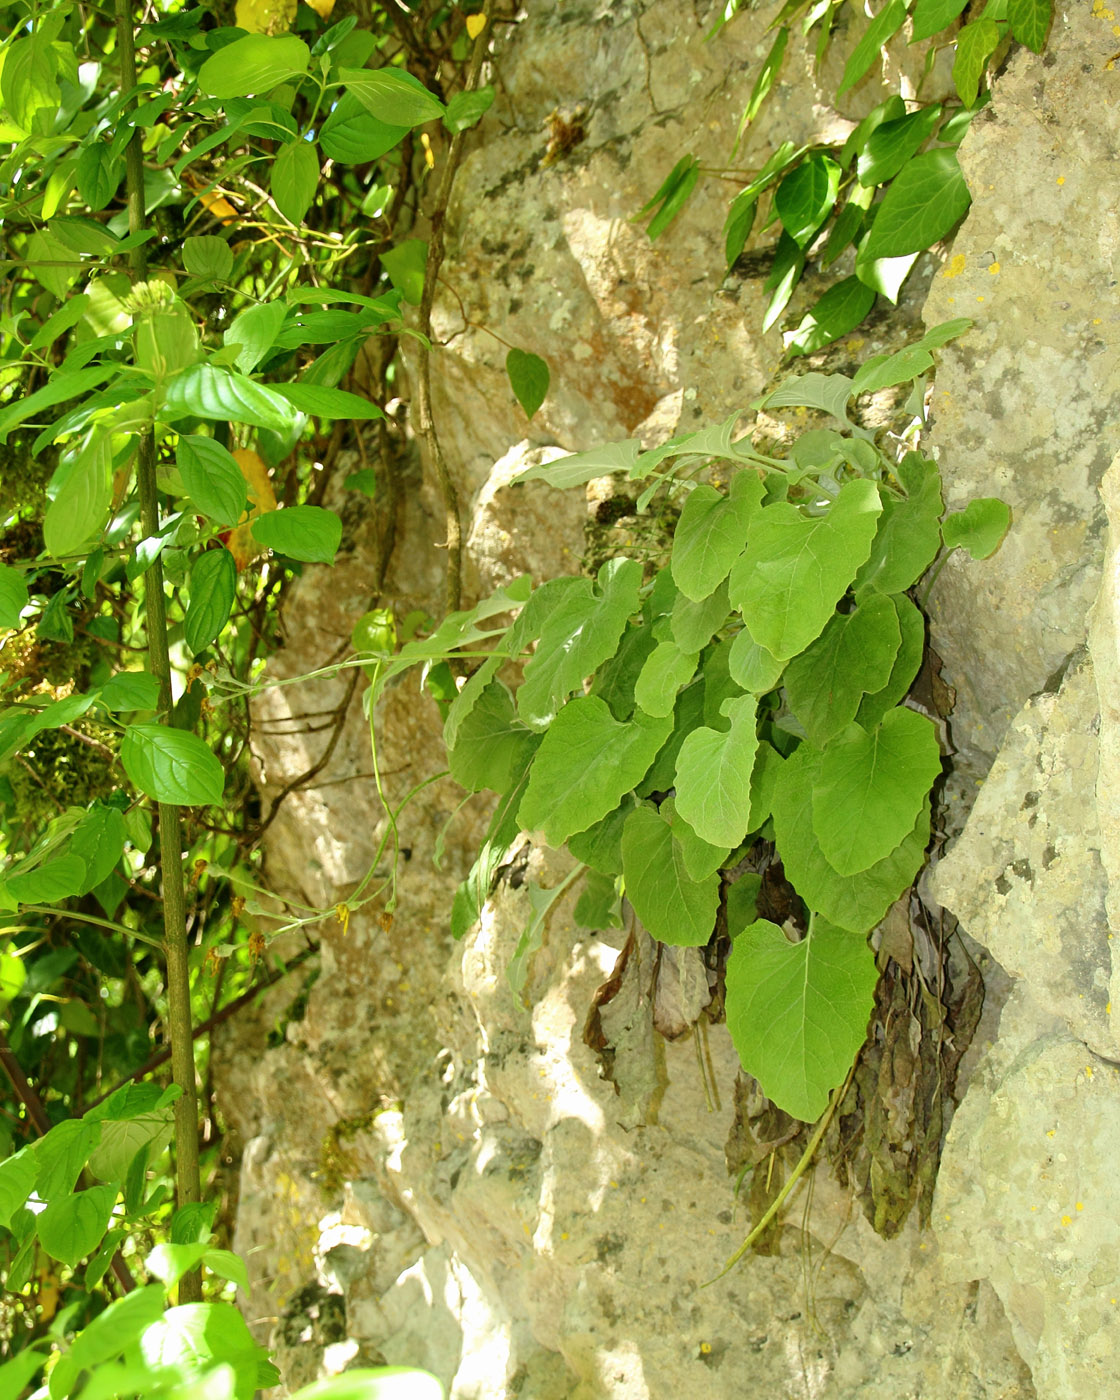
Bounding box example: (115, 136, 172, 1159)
(114, 0, 203, 1304)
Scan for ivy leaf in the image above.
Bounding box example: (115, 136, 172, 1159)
(812, 708, 941, 876)
(784, 276, 877, 357)
(762, 231, 805, 332)
(184, 548, 236, 654)
(198, 34, 310, 99)
(506, 349, 550, 420)
(774, 154, 841, 248)
(772, 742, 929, 933)
(1008, 0, 1050, 52)
(621, 804, 720, 947)
(162, 365, 298, 433)
(836, 0, 909, 98)
(736, 25, 788, 137)
(911, 0, 969, 41)
(43, 431, 112, 560)
(250, 505, 341, 564)
(857, 107, 942, 187)
(340, 68, 446, 126)
(37, 1185, 118, 1268)
(783, 594, 901, 746)
(854, 244, 920, 305)
(0, 565, 28, 629)
(271, 140, 320, 225)
(861, 150, 971, 261)
(673, 694, 759, 848)
(121, 723, 225, 807)
(634, 640, 700, 719)
(517, 697, 672, 846)
(729, 479, 882, 661)
(941, 497, 1011, 558)
(952, 18, 1000, 108)
(671, 472, 764, 602)
(855, 594, 926, 729)
(636, 154, 700, 240)
(447, 680, 539, 794)
(176, 435, 248, 528)
(725, 916, 878, 1120)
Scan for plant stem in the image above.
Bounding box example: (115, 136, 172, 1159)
(115, 0, 203, 1304)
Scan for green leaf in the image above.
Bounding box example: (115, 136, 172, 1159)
(854, 455, 943, 596)
(340, 68, 446, 126)
(861, 149, 971, 260)
(774, 154, 841, 247)
(506, 349, 550, 420)
(184, 548, 236, 654)
(837, 0, 909, 98)
(176, 435, 248, 528)
(0, 1149, 37, 1230)
(634, 640, 700, 719)
(725, 916, 878, 1120)
(290, 1368, 445, 1400)
(783, 594, 900, 746)
(146, 1241, 209, 1287)
(451, 778, 527, 939)
(272, 383, 384, 420)
(1, 34, 59, 129)
(202, 1248, 251, 1291)
(271, 140, 320, 225)
(664, 797, 731, 882)
(224, 301, 288, 375)
(447, 680, 538, 793)
(821, 193, 871, 268)
(69, 805, 127, 894)
(760, 371, 854, 423)
(76, 142, 123, 212)
(518, 559, 642, 727)
(182, 236, 233, 281)
(319, 93, 410, 164)
(840, 95, 906, 170)
(670, 579, 730, 654)
(854, 244, 920, 305)
(621, 804, 720, 947)
(850, 344, 934, 397)
(37, 1184, 118, 1268)
(737, 25, 788, 136)
(99, 671, 161, 712)
(140, 1301, 270, 1397)
(380, 238, 427, 306)
(0, 1348, 46, 1400)
(671, 472, 764, 602)
(515, 438, 642, 489)
(1008, 0, 1050, 51)
(517, 697, 672, 845)
(673, 694, 759, 847)
(87, 1092, 175, 1184)
(911, 0, 969, 41)
(0, 362, 113, 442)
(728, 625, 784, 693)
(724, 190, 757, 266)
(197, 35, 311, 99)
(67, 1285, 165, 1375)
(729, 479, 882, 660)
(855, 594, 924, 729)
(813, 708, 941, 876)
(162, 365, 298, 433)
(857, 106, 942, 187)
(444, 86, 495, 133)
(6, 855, 87, 904)
(43, 431, 112, 560)
(941, 497, 1011, 558)
(574, 868, 623, 930)
(0, 564, 28, 628)
(32, 1119, 100, 1201)
(952, 18, 1000, 108)
(251, 506, 341, 564)
(120, 723, 225, 806)
(762, 232, 805, 332)
(636, 154, 700, 240)
(772, 741, 928, 932)
(784, 276, 876, 357)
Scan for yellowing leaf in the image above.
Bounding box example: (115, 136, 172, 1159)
(226, 449, 277, 571)
(466, 13, 487, 39)
(305, 0, 335, 16)
(235, 0, 297, 33)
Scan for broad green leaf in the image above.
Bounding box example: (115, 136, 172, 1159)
(737, 25, 788, 137)
(0, 564, 28, 628)
(0, 1149, 37, 1230)
(224, 301, 288, 375)
(812, 708, 941, 875)
(725, 916, 879, 1120)
(182, 236, 233, 281)
(518, 559, 642, 728)
(574, 869, 623, 930)
(202, 1248, 251, 1291)
(444, 86, 495, 133)
(673, 693, 758, 847)
(911, 0, 969, 41)
(162, 365, 298, 433)
(837, 0, 909, 98)
(271, 140, 320, 225)
(66, 1285, 165, 1376)
(728, 625, 784, 693)
(772, 741, 928, 932)
(290, 1368, 445, 1400)
(32, 1119, 100, 1201)
(822, 193, 871, 269)
(37, 1184, 118, 1268)
(0, 1348, 45, 1400)
(784, 276, 876, 357)
(671, 472, 764, 601)
(952, 18, 1000, 108)
(30, 295, 92, 353)
(1008, 0, 1050, 52)
(318, 93, 410, 164)
(760, 371, 854, 424)
(140, 1301, 268, 1397)
(43, 431, 112, 559)
(380, 238, 427, 306)
(700, 637, 743, 731)
(774, 154, 841, 247)
(251, 506, 341, 564)
(729, 479, 882, 660)
(857, 107, 941, 187)
(69, 805, 127, 894)
(634, 640, 699, 718)
(941, 497, 1011, 558)
(861, 149, 971, 260)
(506, 349, 549, 419)
(184, 548, 237, 654)
(637, 154, 700, 240)
(447, 680, 538, 793)
(340, 68, 445, 126)
(725, 190, 757, 266)
(1, 34, 59, 129)
(197, 35, 311, 99)
(146, 1242, 209, 1287)
(840, 95, 906, 171)
(590, 619, 659, 721)
(99, 671, 161, 712)
(915, 316, 973, 349)
(87, 1099, 174, 1185)
(621, 804, 720, 947)
(853, 245, 919, 304)
(121, 723, 225, 807)
(665, 797, 731, 882)
(76, 142, 122, 211)
(783, 594, 900, 746)
(856, 594, 924, 729)
(6, 855, 87, 904)
(27, 228, 80, 303)
(854, 454, 943, 596)
(515, 438, 642, 488)
(176, 435, 248, 528)
(568, 795, 636, 879)
(272, 383, 384, 420)
(670, 579, 731, 653)
(518, 697, 672, 845)
(849, 345, 934, 397)
(762, 232, 804, 332)
(451, 773, 528, 939)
